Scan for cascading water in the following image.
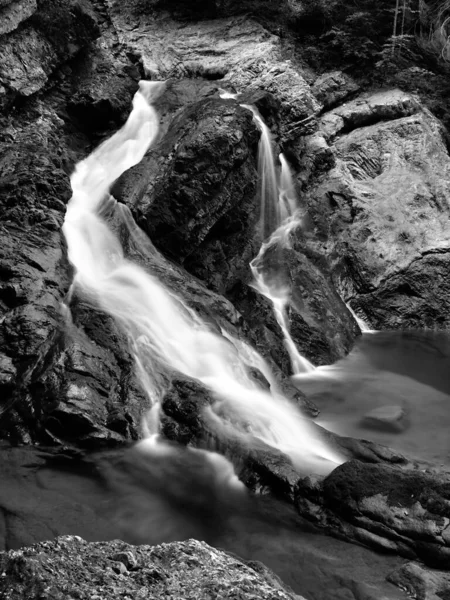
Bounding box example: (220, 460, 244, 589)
(345, 301, 375, 333)
(63, 81, 342, 478)
(241, 105, 280, 240)
(239, 100, 314, 374)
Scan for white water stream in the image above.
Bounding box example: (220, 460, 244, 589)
(63, 81, 342, 476)
(243, 103, 314, 374)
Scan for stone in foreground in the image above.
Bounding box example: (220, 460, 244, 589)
(0, 536, 304, 600)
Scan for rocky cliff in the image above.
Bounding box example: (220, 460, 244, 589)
(1, 0, 450, 597)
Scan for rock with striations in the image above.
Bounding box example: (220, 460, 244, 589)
(0, 0, 37, 37)
(302, 89, 450, 330)
(0, 0, 99, 110)
(295, 459, 450, 569)
(0, 536, 304, 600)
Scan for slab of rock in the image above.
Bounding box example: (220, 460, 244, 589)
(295, 459, 450, 568)
(361, 405, 409, 433)
(303, 89, 450, 329)
(387, 561, 450, 600)
(311, 71, 360, 111)
(0, 536, 303, 600)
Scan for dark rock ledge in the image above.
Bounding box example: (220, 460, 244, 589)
(0, 535, 304, 600)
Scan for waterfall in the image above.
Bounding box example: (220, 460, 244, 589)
(63, 81, 342, 476)
(240, 101, 314, 374)
(345, 302, 375, 334)
(241, 104, 280, 240)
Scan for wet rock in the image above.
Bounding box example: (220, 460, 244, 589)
(0, 2, 155, 446)
(160, 375, 304, 502)
(0, 536, 302, 600)
(387, 561, 450, 599)
(295, 460, 450, 568)
(252, 232, 360, 366)
(361, 405, 409, 434)
(40, 295, 150, 448)
(107, 7, 320, 139)
(116, 94, 260, 293)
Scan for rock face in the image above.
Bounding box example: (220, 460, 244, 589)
(0, 0, 99, 109)
(2, 0, 450, 587)
(388, 561, 450, 600)
(0, 536, 303, 600)
(301, 89, 450, 329)
(296, 460, 450, 568)
(117, 96, 260, 292)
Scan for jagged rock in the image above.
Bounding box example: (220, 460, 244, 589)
(116, 93, 261, 293)
(0, 536, 303, 600)
(250, 232, 360, 366)
(106, 6, 320, 139)
(0, 1, 159, 446)
(0, 0, 37, 36)
(0, 0, 99, 110)
(295, 460, 450, 568)
(303, 89, 450, 329)
(387, 561, 450, 599)
(311, 70, 360, 111)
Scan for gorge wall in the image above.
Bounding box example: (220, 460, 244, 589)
(1, 0, 450, 597)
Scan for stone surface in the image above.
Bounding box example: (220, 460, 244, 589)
(361, 405, 409, 434)
(0, 536, 303, 600)
(106, 5, 320, 139)
(119, 96, 260, 282)
(0, 1, 155, 446)
(295, 460, 450, 568)
(250, 232, 360, 366)
(302, 89, 450, 329)
(311, 70, 360, 111)
(0, 0, 99, 110)
(387, 561, 450, 600)
(0, 0, 37, 36)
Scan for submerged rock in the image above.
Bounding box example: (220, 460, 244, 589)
(0, 535, 303, 600)
(361, 405, 409, 434)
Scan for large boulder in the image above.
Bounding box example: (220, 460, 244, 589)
(117, 96, 260, 292)
(296, 459, 450, 568)
(302, 89, 450, 329)
(0, 536, 303, 600)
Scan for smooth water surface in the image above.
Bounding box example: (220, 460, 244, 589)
(295, 330, 450, 467)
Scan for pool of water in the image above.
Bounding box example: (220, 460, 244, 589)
(294, 330, 450, 467)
